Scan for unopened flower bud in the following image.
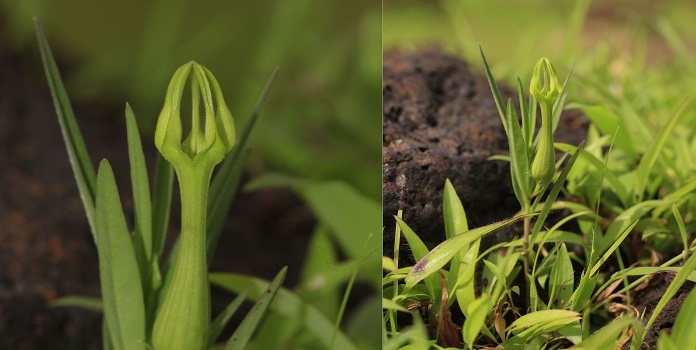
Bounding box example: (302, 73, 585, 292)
(152, 62, 235, 350)
(529, 57, 562, 186)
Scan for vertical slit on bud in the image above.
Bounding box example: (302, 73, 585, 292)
(181, 70, 209, 159)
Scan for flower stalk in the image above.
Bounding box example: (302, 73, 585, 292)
(151, 61, 235, 350)
(521, 57, 563, 309)
(529, 57, 562, 188)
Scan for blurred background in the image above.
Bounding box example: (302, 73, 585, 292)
(3, 0, 381, 197)
(385, 0, 696, 109)
(0, 0, 381, 349)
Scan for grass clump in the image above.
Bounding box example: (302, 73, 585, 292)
(383, 44, 696, 349)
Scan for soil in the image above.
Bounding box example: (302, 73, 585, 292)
(0, 40, 315, 348)
(382, 48, 690, 349)
(623, 271, 695, 349)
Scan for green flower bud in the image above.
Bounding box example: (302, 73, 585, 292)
(529, 57, 562, 186)
(529, 57, 562, 111)
(152, 62, 235, 350)
(154, 61, 236, 173)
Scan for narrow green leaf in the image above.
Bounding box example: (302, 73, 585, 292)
(479, 45, 508, 131)
(591, 220, 638, 277)
(549, 243, 574, 308)
(612, 267, 696, 282)
(95, 160, 146, 350)
(502, 311, 580, 348)
(634, 101, 687, 201)
(395, 217, 430, 263)
(670, 289, 696, 349)
(443, 178, 468, 239)
(125, 104, 153, 286)
(672, 204, 689, 260)
(207, 68, 278, 262)
(382, 298, 409, 312)
(555, 144, 629, 206)
(227, 267, 287, 350)
(657, 334, 680, 350)
(395, 216, 440, 300)
(571, 270, 597, 312)
(462, 295, 491, 347)
(558, 319, 583, 346)
(480, 46, 530, 206)
(598, 200, 664, 255)
(206, 149, 250, 264)
(505, 98, 531, 206)
(508, 310, 580, 334)
(208, 289, 250, 346)
(442, 178, 470, 301)
(405, 214, 535, 288)
(209, 271, 359, 350)
(611, 266, 696, 282)
(35, 19, 97, 239)
(571, 317, 636, 350)
(151, 153, 173, 261)
(453, 241, 481, 313)
(51, 296, 103, 311)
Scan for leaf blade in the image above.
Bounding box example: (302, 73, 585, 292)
(34, 18, 97, 239)
(95, 160, 146, 350)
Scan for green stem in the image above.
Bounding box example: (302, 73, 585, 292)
(522, 202, 531, 311)
(152, 165, 212, 350)
(539, 103, 554, 158)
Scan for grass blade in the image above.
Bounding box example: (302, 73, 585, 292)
(480, 46, 531, 206)
(207, 68, 279, 263)
(34, 18, 97, 239)
(571, 316, 637, 350)
(405, 213, 535, 288)
(51, 296, 103, 311)
(549, 243, 574, 308)
(395, 216, 439, 298)
(206, 149, 249, 264)
(125, 104, 154, 291)
(95, 160, 146, 350)
(591, 220, 639, 277)
(210, 271, 359, 350)
(634, 101, 687, 202)
(443, 178, 468, 239)
(670, 288, 696, 349)
(226, 267, 286, 350)
(208, 288, 250, 346)
(508, 310, 580, 334)
(151, 153, 173, 261)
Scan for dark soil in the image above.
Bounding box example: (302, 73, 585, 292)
(382, 48, 689, 349)
(624, 271, 695, 349)
(0, 39, 314, 348)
